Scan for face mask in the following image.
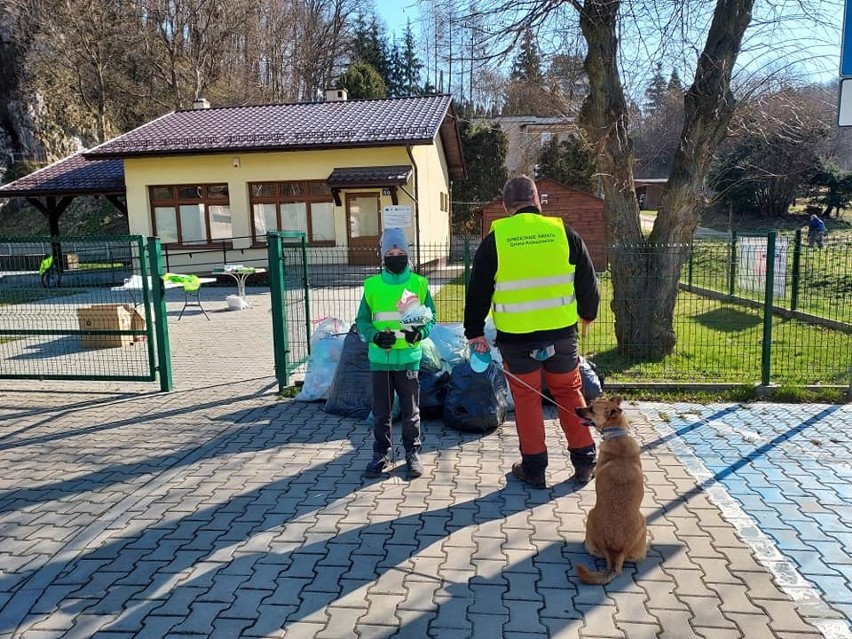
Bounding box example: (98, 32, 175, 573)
(384, 255, 408, 274)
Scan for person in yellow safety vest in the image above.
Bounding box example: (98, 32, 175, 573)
(464, 175, 600, 489)
(355, 227, 437, 480)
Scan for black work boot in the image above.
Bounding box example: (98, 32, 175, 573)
(512, 451, 548, 489)
(512, 462, 546, 489)
(569, 445, 596, 485)
(572, 464, 596, 485)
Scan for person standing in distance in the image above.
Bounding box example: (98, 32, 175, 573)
(808, 213, 827, 248)
(464, 175, 600, 488)
(355, 228, 436, 480)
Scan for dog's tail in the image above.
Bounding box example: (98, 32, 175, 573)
(576, 564, 617, 585)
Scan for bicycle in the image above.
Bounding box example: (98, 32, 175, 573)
(38, 255, 63, 288)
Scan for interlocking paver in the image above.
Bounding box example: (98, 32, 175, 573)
(2, 366, 848, 639)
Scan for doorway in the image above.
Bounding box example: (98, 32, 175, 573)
(346, 192, 381, 266)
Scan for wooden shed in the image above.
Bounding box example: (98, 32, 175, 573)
(476, 178, 607, 271)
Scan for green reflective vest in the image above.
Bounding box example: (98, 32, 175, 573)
(364, 271, 428, 366)
(491, 213, 578, 333)
(164, 273, 200, 292)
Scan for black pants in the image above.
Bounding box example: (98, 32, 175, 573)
(371, 370, 421, 456)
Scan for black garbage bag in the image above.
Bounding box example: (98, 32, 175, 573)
(579, 357, 604, 401)
(540, 356, 604, 403)
(323, 326, 372, 419)
(419, 365, 450, 419)
(443, 361, 509, 433)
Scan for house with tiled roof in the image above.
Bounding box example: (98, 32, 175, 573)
(1, 91, 465, 267)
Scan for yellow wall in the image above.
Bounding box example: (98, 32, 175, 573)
(124, 143, 452, 270)
(410, 140, 451, 257)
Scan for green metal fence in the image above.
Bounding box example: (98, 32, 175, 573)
(268, 231, 311, 390)
(0, 235, 172, 389)
(281, 235, 849, 390)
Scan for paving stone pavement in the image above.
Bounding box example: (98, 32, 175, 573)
(1, 288, 850, 638)
(1, 369, 850, 638)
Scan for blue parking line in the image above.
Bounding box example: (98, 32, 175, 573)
(643, 402, 852, 632)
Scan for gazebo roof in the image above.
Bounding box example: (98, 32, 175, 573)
(0, 153, 125, 198)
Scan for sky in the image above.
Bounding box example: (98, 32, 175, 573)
(371, 0, 848, 92)
(373, 0, 420, 37)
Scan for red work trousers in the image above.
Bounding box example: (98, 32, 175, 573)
(503, 362, 594, 457)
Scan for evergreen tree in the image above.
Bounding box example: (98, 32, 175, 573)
(351, 13, 389, 84)
(385, 39, 403, 97)
(398, 21, 423, 96)
(643, 62, 668, 114)
(667, 69, 683, 94)
(336, 62, 387, 100)
(537, 135, 596, 193)
(510, 27, 543, 83)
(452, 118, 509, 234)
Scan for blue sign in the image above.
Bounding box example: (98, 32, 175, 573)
(843, 0, 852, 76)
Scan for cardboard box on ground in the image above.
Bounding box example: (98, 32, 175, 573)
(76, 304, 146, 349)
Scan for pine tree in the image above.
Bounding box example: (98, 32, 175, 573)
(667, 69, 683, 94)
(537, 136, 596, 193)
(643, 62, 668, 114)
(337, 63, 387, 100)
(351, 13, 389, 86)
(398, 21, 423, 96)
(510, 27, 543, 83)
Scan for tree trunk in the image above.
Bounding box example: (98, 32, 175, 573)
(578, 0, 754, 357)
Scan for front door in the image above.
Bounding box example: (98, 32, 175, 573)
(346, 192, 381, 266)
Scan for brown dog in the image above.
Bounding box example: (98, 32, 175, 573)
(574, 395, 646, 585)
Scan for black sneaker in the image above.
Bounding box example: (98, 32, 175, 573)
(572, 465, 595, 485)
(511, 461, 546, 489)
(406, 452, 423, 478)
(364, 453, 389, 478)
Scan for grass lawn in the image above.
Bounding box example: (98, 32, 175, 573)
(433, 272, 850, 387)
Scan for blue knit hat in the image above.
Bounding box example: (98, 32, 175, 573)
(380, 227, 409, 256)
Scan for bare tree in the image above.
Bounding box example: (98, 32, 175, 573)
(471, 0, 839, 357)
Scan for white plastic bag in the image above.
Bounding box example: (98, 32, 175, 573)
(296, 317, 348, 402)
(226, 294, 248, 310)
(428, 323, 468, 370)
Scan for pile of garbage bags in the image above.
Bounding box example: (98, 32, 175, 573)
(300, 318, 603, 435)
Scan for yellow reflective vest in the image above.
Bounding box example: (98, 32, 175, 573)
(491, 213, 579, 333)
(364, 271, 429, 366)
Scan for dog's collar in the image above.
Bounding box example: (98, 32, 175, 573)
(600, 427, 629, 441)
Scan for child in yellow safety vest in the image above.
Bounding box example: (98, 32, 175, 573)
(354, 228, 437, 480)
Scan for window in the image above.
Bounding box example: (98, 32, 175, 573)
(249, 181, 336, 245)
(540, 132, 553, 146)
(149, 184, 232, 245)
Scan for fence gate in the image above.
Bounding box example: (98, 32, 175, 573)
(268, 231, 310, 391)
(0, 235, 172, 390)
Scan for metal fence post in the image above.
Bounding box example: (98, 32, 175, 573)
(790, 229, 801, 312)
(137, 238, 157, 379)
(728, 231, 738, 296)
(147, 236, 173, 392)
(463, 237, 471, 292)
(301, 234, 311, 356)
(267, 231, 289, 392)
(761, 231, 776, 386)
(687, 241, 694, 288)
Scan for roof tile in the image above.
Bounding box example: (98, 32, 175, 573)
(0, 153, 124, 196)
(86, 95, 454, 157)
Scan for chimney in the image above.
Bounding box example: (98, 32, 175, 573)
(324, 88, 348, 102)
(193, 97, 211, 110)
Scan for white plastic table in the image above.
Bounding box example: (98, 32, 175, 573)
(111, 274, 216, 315)
(111, 275, 180, 306)
(212, 266, 266, 308)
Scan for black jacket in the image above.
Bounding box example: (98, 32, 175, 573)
(463, 207, 600, 344)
